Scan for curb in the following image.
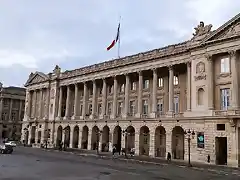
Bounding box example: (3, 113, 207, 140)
(41, 148, 239, 174)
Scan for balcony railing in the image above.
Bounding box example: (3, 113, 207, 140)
(213, 110, 240, 116)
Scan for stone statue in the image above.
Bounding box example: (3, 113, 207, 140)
(192, 21, 212, 40)
(29, 72, 34, 79)
(53, 65, 61, 75)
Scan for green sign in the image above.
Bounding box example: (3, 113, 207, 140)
(197, 132, 205, 148)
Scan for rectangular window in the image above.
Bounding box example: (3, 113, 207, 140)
(158, 78, 163, 87)
(129, 100, 135, 116)
(143, 100, 148, 114)
(88, 104, 92, 114)
(220, 57, 230, 73)
(131, 82, 136, 91)
(143, 79, 149, 89)
(80, 104, 83, 116)
(107, 102, 112, 115)
(220, 88, 230, 110)
(117, 102, 123, 115)
(174, 97, 179, 113)
(98, 104, 102, 115)
(120, 84, 125, 93)
(157, 99, 164, 114)
(174, 76, 179, 85)
(108, 85, 113, 94)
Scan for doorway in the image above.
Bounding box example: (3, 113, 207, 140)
(215, 137, 227, 165)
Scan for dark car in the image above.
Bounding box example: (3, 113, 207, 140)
(0, 144, 13, 154)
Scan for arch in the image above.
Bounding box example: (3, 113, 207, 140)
(72, 126, 79, 148)
(197, 88, 204, 106)
(155, 126, 166, 157)
(64, 126, 71, 147)
(172, 126, 185, 160)
(125, 126, 135, 153)
(91, 126, 100, 150)
(37, 131, 41, 143)
(81, 126, 89, 149)
(113, 126, 122, 153)
(56, 126, 63, 147)
(139, 126, 150, 156)
(101, 126, 110, 152)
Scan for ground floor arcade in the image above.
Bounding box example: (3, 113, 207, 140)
(21, 118, 240, 167)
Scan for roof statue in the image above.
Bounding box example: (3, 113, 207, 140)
(192, 21, 212, 41)
(53, 65, 61, 76)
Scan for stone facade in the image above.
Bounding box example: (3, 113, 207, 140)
(0, 83, 25, 141)
(22, 14, 240, 167)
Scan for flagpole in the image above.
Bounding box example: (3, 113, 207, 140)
(118, 16, 121, 58)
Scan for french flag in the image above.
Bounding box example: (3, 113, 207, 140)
(107, 23, 120, 51)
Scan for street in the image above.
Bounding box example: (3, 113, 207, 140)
(0, 147, 239, 180)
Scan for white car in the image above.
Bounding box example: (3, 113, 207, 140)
(5, 141, 17, 147)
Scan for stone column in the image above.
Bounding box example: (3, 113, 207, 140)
(168, 66, 174, 115)
(229, 50, 239, 109)
(78, 130, 82, 149)
(135, 132, 140, 155)
(123, 74, 130, 118)
(101, 78, 107, 118)
(111, 76, 118, 119)
(187, 62, 191, 111)
(69, 127, 74, 148)
(91, 80, 97, 118)
(18, 100, 23, 121)
(151, 68, 157, 117)
(136, 71, 143, 118)
(82, 82, 87, 118)
(57, 86, 63, 118)
(9, 99, 13, 121)
(44, 88, 50, 119)
(73, 84, 79, 119)
(149, 133, 155, 157)
(38, 89, 43, 118)
(33, 90, 37, 118)
(64, 86, 71, 119)
(87, 129, 92, 150)
(206, 55, 214, 110)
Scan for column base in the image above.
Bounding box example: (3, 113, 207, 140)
(56, 116, 62, 121)
(149, 113, 156, 118)
(110, 115, 115, 119)
(166, 111, 174, 117)
(135, 113, 141, 118)
(63, 116, 68, 120)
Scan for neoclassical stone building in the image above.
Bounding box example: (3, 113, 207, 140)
(0, 83, 25, 141)
(22, 13, 240, 167)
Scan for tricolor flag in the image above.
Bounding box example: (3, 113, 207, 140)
(107, 23, 120, 51)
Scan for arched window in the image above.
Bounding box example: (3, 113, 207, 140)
(198, 88, 204, 106)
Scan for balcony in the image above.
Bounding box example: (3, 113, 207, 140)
(213, 110, 240, 116)
(141, 114, 149, 119)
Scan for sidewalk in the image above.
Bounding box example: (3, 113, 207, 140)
(41, 147, 239, 171)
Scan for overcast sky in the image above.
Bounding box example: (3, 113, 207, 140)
(0, 0, 239, 87)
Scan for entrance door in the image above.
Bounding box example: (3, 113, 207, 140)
(215, 137, 227, 165)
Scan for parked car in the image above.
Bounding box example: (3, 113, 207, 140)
(0, 144, 13, 154)
(5, 141, 17, 147)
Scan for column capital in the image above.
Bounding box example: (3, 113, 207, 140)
(186, 61, 191, 67)
(138, 71, 143, 76)
(205, 54, 212, 61)
(228, 50, 237, 57)
(152, 67, 157, 72)
(168, 65, 173, 71)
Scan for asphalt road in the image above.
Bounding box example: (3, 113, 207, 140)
(0, 147, 239, 180)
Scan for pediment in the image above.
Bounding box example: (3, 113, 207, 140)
(202, 13, 240, 43)
(25, 72, 48, 86)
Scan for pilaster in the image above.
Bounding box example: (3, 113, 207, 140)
(150, 68, 157, 118)
(167, 66, 174, 116)
(206, 55, 214, 110)
(229, 50, 239, 109)
(100, 78, 107, 119)
(186, 62, 191, 111)
(64, 85, 71, 119)
(82, 82, 87, 119)
(123, 74, 130, 118)
(91, 80, 97, 119)
(57, 86, 63, 119)
(136, 71, 143, 118)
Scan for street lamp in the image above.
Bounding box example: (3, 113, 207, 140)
(184, 129, 195, 167)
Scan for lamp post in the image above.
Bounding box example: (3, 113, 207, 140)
(184, 129, 195, 167)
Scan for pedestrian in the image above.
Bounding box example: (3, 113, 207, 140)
(112, 145, 116, 157)
(167, 152, 171, 162)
